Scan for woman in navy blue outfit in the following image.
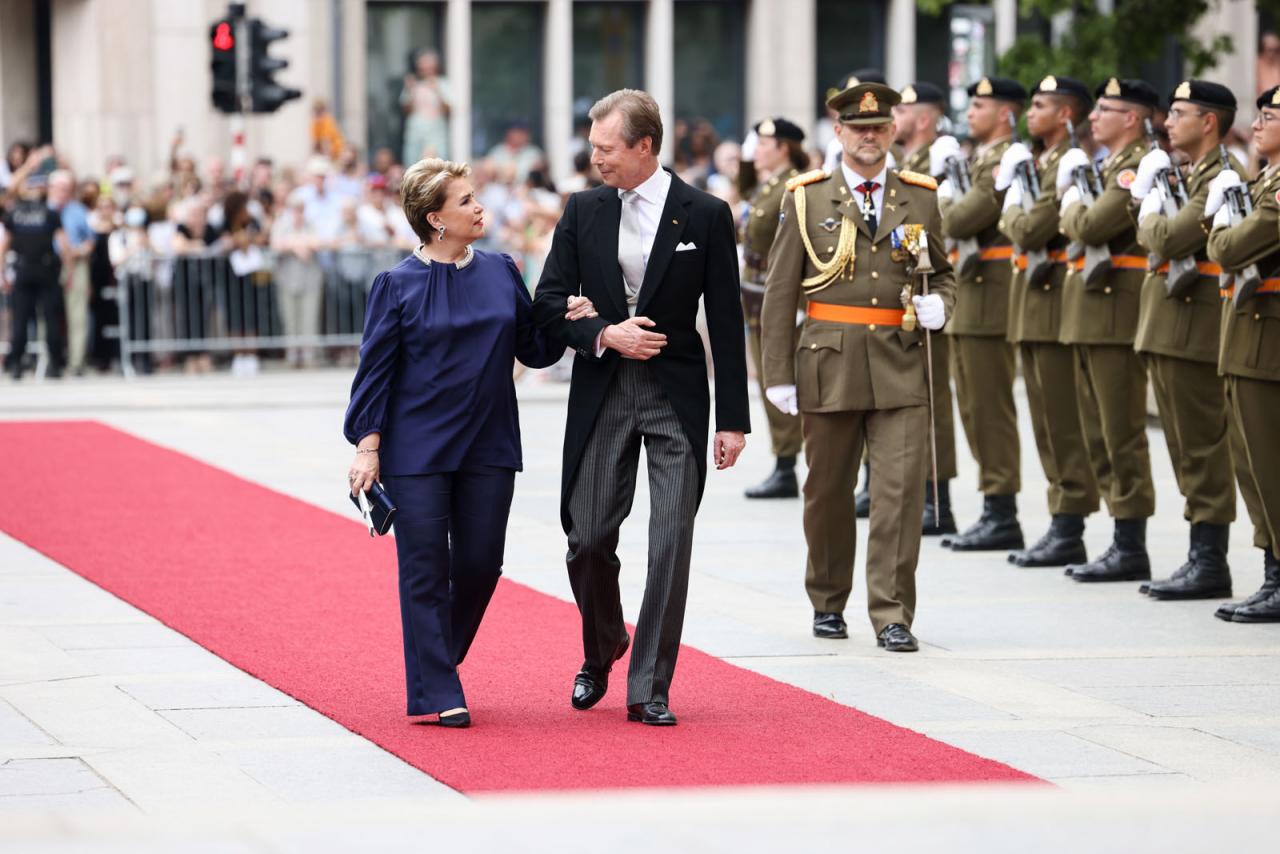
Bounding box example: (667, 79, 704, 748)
(344, 158, 596, 728)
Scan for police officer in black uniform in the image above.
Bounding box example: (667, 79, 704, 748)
(1, 172, 70, 379)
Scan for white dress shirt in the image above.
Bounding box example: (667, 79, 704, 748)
(594, 165, 672, 356)
(840, 161, 888, 229)
(619, 164, 672, 268)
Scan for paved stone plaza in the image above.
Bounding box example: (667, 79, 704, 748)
(2, 368, 1279, 850)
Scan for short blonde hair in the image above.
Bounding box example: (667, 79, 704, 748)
(400, 157, 471, 241)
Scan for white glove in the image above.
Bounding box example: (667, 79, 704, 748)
(1212, 205, 1231, 230)
(1059, 185, 1082, 216)
(1136, 191, 1163, 225)
(1056, 148, 1089, 194)
(912, 294, 946, 331)
(1204, 169, 1242, 218)
(1131, 149, 1171, 201)
(995, 143, 1032, 191)
(741, 130, 759, 162)
(936, 178, 956, 202)
(765, 384, 798, 416)
(929, 135, 962, 178)
(1001, 180, 1024, 212)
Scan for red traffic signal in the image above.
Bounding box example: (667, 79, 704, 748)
(213, 22, 234, 51)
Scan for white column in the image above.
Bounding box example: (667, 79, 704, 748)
(447, 0, 472, 165)
(544, 0, 573, 182)
(646, 0, 674, 166)
(745, 0, 816, 139)
(885, 0, 916, 88)
(1195, 0, 1256, 135)
(993, 0, 1017, 54)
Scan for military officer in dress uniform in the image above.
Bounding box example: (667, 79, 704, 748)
(894, 81, 959, 536)
(760, 82, 956, 652)
(1204, 84, 1280, 622)
(1130, 80, 1243, 600)
(998, 75, 1108, 569)
(934, 76, 1028, 552)
(739, 117, 809, 498)
(1055, 78, 1160, 583)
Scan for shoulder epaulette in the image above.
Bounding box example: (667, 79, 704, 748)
(898, 170, 938, 191)
(786, 169, 828, 192)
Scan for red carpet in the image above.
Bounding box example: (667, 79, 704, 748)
(0, 421, 1037, 791)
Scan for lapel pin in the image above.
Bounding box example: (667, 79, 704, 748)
(890, 189, 897, 198)
(672, 219, 679, 225)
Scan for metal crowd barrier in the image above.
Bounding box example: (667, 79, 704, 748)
(114, 246, 408, 378)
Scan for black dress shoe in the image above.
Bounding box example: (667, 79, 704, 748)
(438, 709, 471, 728)
(745, 456, 799, 499)
(1009, 514, 1087, 567)
(813, 611, 848, 639)
(1072, 519, 1151, 583)
(921, 480, 957, 536)
(854, 462, 871, 518)
(948, 495, 1024, 551)
(627, 701, 677, 726)
(570, 633, 630, 710)
(1148, 523, 1231, 600)
(1217, 548, 1280, 621)
(877, 623, 918, 652)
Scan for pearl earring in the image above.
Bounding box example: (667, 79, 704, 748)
(437, 224, 446, 242)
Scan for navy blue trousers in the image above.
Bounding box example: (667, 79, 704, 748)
(384, 466, 515, 715)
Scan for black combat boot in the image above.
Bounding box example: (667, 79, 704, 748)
(948, 495, 1024, 551)
(1071, 518, 1152, 582)
(1147, 523, 1232, 600)
(1009, 513, 1087, 567)
(1218, 547, 1280, 622)
(744, 455, 799, 499)
(854, 462, 871, 518)
(1140, 525, 1198, 595)
(922, 480, 957, 536)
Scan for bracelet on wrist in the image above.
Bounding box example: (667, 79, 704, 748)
(356, 447, 379, 455)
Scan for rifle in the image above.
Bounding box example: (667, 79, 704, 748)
(1219, 143, 1262, 306)
(1064, 119, 1112, 286)
(941, 147, 981, 278)
(1142, 118, 1198, 296)
(1007, 113, 1052, 286)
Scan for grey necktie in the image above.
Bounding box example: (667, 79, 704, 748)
(618, 190, 646, 312)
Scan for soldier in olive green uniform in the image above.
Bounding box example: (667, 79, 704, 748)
(998, 76, 1108, 568)
(894, 81, 958, 535)
(1131, 80, 1242, 600)
(1204, 84, 1280, 622)
(739, 117, 809, 499)
(1055, 78, 1160, 583)
(760, 83, 956, 652)
(935, 76, 1028, 552)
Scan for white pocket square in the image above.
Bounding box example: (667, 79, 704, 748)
(675, 241, 698, 252)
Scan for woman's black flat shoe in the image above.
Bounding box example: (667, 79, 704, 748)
(438, 710, 471, 728)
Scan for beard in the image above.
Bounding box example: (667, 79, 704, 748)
(851, 144, 887, 167)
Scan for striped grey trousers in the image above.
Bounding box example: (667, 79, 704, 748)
(566, 359, 701, 706)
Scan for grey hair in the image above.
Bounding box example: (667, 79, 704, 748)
(588, 89, 664, 154)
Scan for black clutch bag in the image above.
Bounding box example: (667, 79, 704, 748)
(350, 482, 398, 536)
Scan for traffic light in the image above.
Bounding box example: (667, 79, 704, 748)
(247, 18, 302, 113)
(209, 11, 241, 114)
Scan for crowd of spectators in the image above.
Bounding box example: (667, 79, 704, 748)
(0, 108, 773, 380)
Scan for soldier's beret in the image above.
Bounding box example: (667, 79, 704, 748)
(1032, 75, 1092, 106)
(1095, 77, 1160, 109)
(899, 82, 946, 107)
(827, 68, 886, 101)
(1168, 79, 1236, 111)
(1257, 85, 1280, 110)
(754, 117, 805, 142)
(967, 76, 1027, 103)
(828, 82, 900, 126)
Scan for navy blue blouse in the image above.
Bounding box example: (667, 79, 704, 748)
(343, 249, 563, 475)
